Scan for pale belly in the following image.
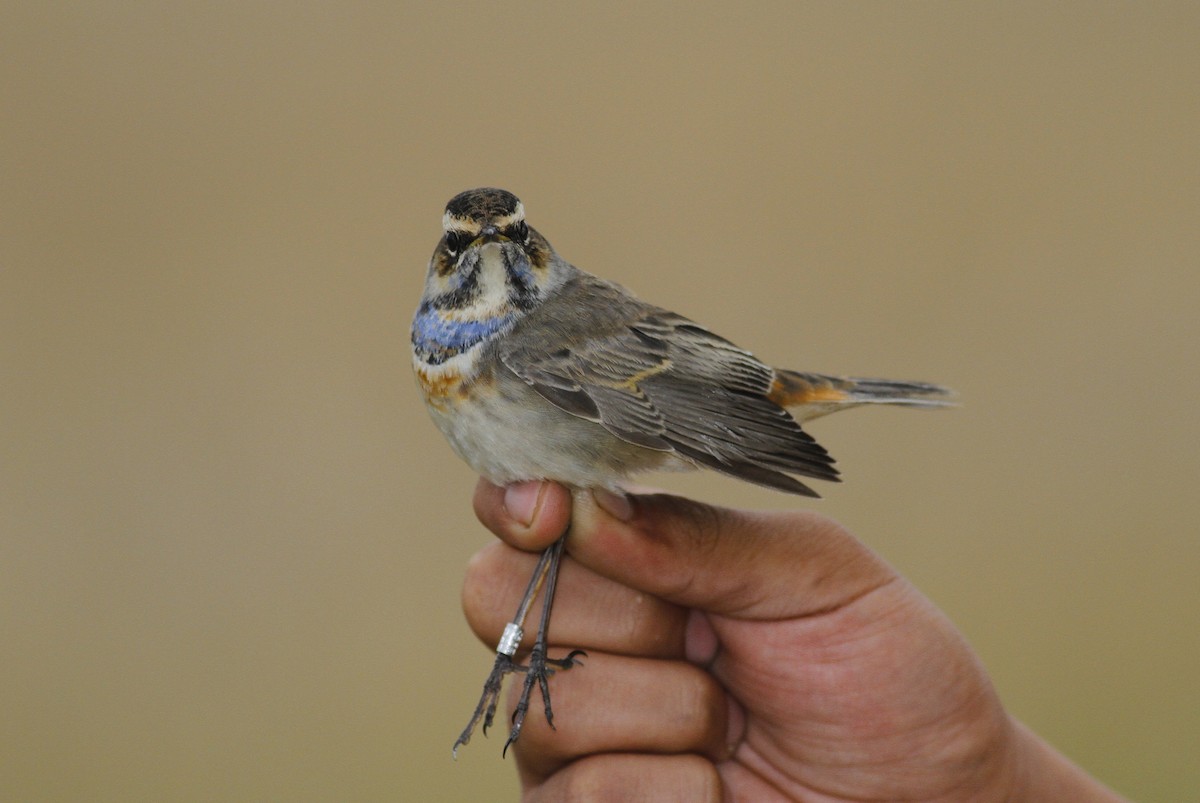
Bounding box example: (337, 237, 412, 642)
(421, 369, 682, 489)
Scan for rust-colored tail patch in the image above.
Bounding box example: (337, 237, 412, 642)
(767, 370, 854, 407)
(769, 369, 956, 412)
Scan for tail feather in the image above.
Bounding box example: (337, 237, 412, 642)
(769, 370, 955, 421)
(842, 376, 956, 407)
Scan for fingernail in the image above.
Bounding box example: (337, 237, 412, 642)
(504, 481, 544, 527)
(592, 488, 634, 521)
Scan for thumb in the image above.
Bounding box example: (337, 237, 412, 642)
(568, 489, 897, 620)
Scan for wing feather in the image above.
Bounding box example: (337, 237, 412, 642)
(499, 272, 839, 493)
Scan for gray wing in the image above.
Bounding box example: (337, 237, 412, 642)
(498, 273, 839, 496)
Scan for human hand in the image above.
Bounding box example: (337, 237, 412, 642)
(463, 480, 1124, 801)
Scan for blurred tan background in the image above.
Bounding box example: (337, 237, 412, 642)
(3, 2, 1197, 800)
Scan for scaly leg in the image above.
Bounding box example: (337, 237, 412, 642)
(452, 534, 585, 757)
(503, 534, 585, 755)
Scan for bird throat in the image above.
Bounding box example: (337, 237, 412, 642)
(412, 243, 529, 366)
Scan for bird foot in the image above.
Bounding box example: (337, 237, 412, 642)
(452, 647, 586, 758)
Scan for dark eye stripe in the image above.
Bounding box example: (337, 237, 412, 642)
(509, 220, 530, 243)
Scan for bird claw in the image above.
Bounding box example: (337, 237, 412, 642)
(452, 647, 587, 758)
(502, 648, 587, 757)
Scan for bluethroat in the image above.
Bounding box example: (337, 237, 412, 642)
(412, 188, 953, 756)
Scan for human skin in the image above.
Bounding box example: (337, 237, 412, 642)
(462, 479, 1127, 802)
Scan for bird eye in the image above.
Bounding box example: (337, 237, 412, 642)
(444, 231, 462, 256)
(514, 220, 530, 245)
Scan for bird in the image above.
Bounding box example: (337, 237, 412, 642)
(411, 187, 953, 757)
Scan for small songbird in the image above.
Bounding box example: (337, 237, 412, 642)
(412, 187, 953, 756)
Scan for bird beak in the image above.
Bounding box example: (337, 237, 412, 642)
(473, 225, 506, 246)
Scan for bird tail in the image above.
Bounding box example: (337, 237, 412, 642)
(769, 369, 956, 422)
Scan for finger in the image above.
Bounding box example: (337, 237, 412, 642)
(526, 753, 722, 802)
(509, 652, 730, 784)
(568, 489, 897, 620)
(473, 478, 573, 552)
(462, 541, 687, 659)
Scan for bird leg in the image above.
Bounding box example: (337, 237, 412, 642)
(452, 533, 585, 757)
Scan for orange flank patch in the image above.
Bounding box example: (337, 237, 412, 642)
(416, 363, 493, 411)
(767, 372, 851, 407)
(416, 365, 467, 410)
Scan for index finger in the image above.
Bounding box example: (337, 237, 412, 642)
(566, 490, 897, 621)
